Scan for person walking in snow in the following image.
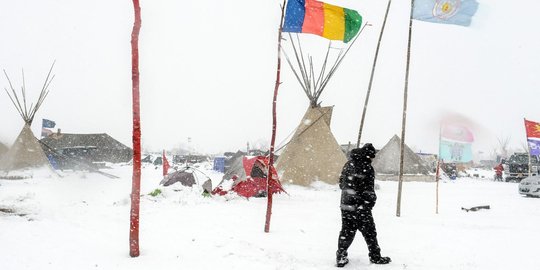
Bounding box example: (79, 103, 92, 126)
(336, 143, 391, 267)
(493, 162, 504, 181)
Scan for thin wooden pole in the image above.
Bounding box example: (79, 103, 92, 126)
(435, 160, 440, 214)
(265, 0, 286, 233)
(435, 124, 442, 214)
(524, 118, 532, 176)
(396, 0, 415, 217)
(357, 0, 393, 147)
(129, 0, 142, 258)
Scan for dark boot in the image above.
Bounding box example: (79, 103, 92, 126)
(369, 254, 391, 264)
(336, 250, 349, 267)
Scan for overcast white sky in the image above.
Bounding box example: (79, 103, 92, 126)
(1, 0, 539, 158)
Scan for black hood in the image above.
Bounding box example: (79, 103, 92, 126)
(350, 143, 376, 161)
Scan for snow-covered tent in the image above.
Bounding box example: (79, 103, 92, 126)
(222, 151, 247, 181)
(276, 106, 347, 186)
(160, 167, 213, 194)
(41, 133, 132, 164)
(213, 156, 284, 198)
(372, 135, 433, 182)
(160, 170, 196, 187)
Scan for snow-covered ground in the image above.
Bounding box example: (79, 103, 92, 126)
(1, 165, 538, 270)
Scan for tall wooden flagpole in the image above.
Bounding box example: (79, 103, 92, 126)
(396, 0, 415, 217)
(435, 123, 442, 214)
(524, 118, 532, 177)
(129, 0, 142, 257)
(265, 0, 286, 233)
(357, 0, 393, 147)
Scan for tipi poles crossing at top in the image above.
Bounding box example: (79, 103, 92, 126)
(356, 0, 393, 147)
(3, 61, 56, 125)
(314, 23, 368, 103)
(396, 0, 415, 217)
(280, 23, 368, 107)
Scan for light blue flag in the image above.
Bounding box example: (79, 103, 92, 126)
(439, 139, 473, 163)
(413, 0, 479, 26)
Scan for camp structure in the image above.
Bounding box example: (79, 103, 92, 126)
(40, 132, 133, 167)
(160, 169, 196, 187)
(372, 135, 433, 182)
(221, 151, 248, 181)
(0, 65, 55, 172)
(274, 13, 366, 186)
(160, 167, 213, 194)
(213, 156, 284, 198)
(276, 106, 347, 185)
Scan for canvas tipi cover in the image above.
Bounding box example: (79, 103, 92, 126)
(372, 135, 431, 176)
(0, 142, 7, 158)
(0, 124, 50, 171)
(276, 106, 347, 186)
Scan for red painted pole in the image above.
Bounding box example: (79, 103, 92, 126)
(129, 0, 142, 258)
(265, 0, 286, 233)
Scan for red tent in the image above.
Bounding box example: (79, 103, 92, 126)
(212, 156, 285, 198)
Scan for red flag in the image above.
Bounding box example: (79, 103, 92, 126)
(162, 150, 170, 176)
(524, 119, 540, 138)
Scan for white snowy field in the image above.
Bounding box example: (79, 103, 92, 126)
(1, 165, 539, 270)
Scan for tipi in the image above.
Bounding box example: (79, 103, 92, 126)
(0, 66, 55, 171)
(372, 135, 433, 182)
(274, 1, 365, 186)
(275, 34, 367, 185)
(0, 142, 7, 158)
(276, 106, 346, 185)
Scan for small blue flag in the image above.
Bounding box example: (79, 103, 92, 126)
(528, 139, 540, 156)
(42, 119, 56, 128)
(413, 0, 479, 27)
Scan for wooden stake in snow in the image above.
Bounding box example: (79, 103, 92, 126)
(435, 123, 442, 214)
(265, 0, 286, 234)
(129, 0, 142, 257)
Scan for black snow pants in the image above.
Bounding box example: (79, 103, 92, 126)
(337, 208, 381, 257)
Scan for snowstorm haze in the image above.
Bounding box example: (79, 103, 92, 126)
(1, 0, 539, 158)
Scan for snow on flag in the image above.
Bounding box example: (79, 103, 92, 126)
(283, 0, 362, 43)
(413, 0, 479, 27)
(439, 123, 474, 163)
(524, 119, 540, 155)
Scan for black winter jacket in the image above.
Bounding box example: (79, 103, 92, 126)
(339, 144, 377, 211)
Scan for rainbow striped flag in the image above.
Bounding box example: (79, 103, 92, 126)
(283, 0, 362, 43)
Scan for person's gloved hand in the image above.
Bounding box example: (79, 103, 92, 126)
(362, 191, 377, 209)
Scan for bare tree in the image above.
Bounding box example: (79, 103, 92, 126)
(497, 135, 511, 158)
(519, 141, 529, 153)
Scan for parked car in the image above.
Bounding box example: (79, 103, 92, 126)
(518, 175, 540, 197)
